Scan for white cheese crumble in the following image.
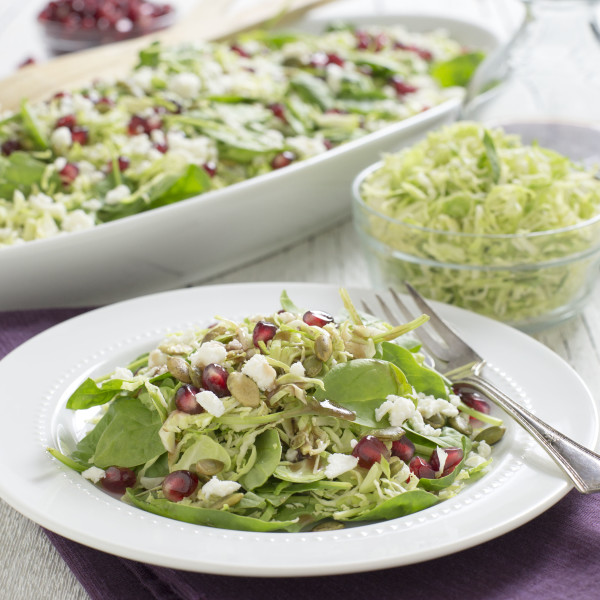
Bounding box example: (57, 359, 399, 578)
(82, 466, 105, 483)
(375, 394, 417, 426)
(289, 361, 305, 377)
(416, 393, 459, 419)
(112, 367, 133, 380)
(50, 126, 72, 154)
(148, 349, 168, 368)
(434, 448, 448, 476)
(477, 440, 492, 459)
(190, 340, 227, 369)
(324, 453, 358, 479)
(169, 72, 201, 100)
(201, 476, 241, 499)
(464, 453, 487, 468)
(105, 184, 131, 205)
(241, 354, 277, 391)
(61, 210, 95, 232)
(195, 389, 225, 417)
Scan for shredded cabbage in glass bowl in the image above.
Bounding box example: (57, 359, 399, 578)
(353, 121, 600, 331)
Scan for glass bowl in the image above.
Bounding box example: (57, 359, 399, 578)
(352, 123, 600, 332)
(37, 2, 175, 55)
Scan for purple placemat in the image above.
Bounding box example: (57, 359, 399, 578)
(3, 309, 600, 600)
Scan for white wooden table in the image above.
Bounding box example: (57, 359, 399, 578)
(2, 1, 600, 598)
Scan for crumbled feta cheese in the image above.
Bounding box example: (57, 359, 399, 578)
(61, 210, 95, 232)
(241, 354, 277, 391)
(131, 66, 155, 92)
(195, 390, 225, 417)
(201, 476, 241, 499)
(190, 340, 227, 369)
(350, 438, 358, 449)
(477, 440, 492, 459)
(113, 367, 133, 380)
(325, 453, 358, 479)
(105, 184, 131, 205)
(434, 448, 447, 475)
(148, 349, 168, 368)
(50, 126, 72, 154)
(448, 393, 461, 407)
(375, 394, 417, 426)
(54, 157, 67, 171)
(169, 72, 201, 100)
(416, 393, 459, 419)
(289, 361, 305, 377)
(464, 453, 487, 468)
(29, 193, 53, 210)
(82, 466, 105, 483)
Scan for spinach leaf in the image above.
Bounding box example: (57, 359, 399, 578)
(378, 341, 448, 399)
(314, 359, 411, 427)
(239, 429, 282, 490)
(430, 51, 485, 87)
(20, 100, 49, 149)
(137, 42, 161, 67)
(289, 72, 334, 111)
(71, 401, 120, 464)
(47, 447, 89, 472)
(92, 397, 165, 468)
(343, 489, 439, 521)
(0, 152, 50, 198)
(273, 459, 325, 483)
(126, 490, 298, 532)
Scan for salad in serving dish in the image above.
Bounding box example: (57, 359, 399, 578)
(0, 23, 482, 247)
(49, 290, 504, 533)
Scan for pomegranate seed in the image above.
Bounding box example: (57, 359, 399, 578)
(18, 57, 36, 69)
(95, 96, 114, 112)
(230, 44, 250, 58)
(303, 310, 334, 327)
(409, 456, 435, 479)
(154, 142, 168, 153)
(326, 53, 344, 67)
(162, 470, 199, 502)
(355, 29, 370, 50)
(452, 384, 491, 416)
(59, 163, 79, 185)
(127, 114, 161, 136)
(106, 156, 130, 173)
(430, 447, 464, 477)
(393, 41, 433, 61)
(253, 320, 277, 347)
(391, 435, 415, 463)
(323, 139, 334, 151)
(390, 76, 418, 96)
(352, 435, 390, 469)
(202, 364, 229, 398)
(271, 151, 295, 170)
(55, 114, 77, 129)
(268, 103, 287, 123)
(52, 91, 69, 100)
(202, 162, 217, 178)
(71, 126, 89, 145)
(174, 384, 204, 414)
(1, 140, 22, 156)
(101, 466, 136, 494)
(373, 33, 387, 52)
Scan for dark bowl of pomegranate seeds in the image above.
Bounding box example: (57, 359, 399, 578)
(37, 0, 175, 54)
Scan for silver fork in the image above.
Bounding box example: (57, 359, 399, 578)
(361, 283, 600, 494)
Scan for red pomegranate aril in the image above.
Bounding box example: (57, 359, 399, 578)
(390, 75, 418, 95)
(230, 44, 250, 58)
(373, 33, 387, 52)
(175, 384, 204, 414)
(323, 139, 334, 150)
(268, 103, 287, 123)
(1, 140, 22, 156)
(303, 310, 334, 327)
(117, 156, 130, 171)
(202, 162, 217, 178)
(59, 163, 79, 185)
(71, 126, 89, 145)
(355, 29, 370, 50)
(95, 96, 114, 112)
(127, 114, 161, 136)
(409, 456, 435, 479)
(202, 363, 229, 398)
(430, 447, 463, 476)
(18, 57, 36, 68)
(352, 435, 390, 469)
(154, 142, 168, 153)
(101, 466, 137, 494)
(326, 53, 344, 67)
(253, 320, 278, 347)
(162, 470, 199, 502)
(55, 114, 77, 129)
(391, 435, 415, 463)
(452, 384, 491, 416)
(271, 151, 295, 170)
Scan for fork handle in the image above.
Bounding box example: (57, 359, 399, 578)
(459, 376, 600, 494)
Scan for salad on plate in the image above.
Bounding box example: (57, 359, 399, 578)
(0, 23, 482, 247)
(49, 290, 504, 533)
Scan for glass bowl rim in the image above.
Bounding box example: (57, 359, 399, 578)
(352, 161, 600, 242)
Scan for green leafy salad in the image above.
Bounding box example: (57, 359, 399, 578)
(357, 121, 600, 326)
(0, 23, 482, 247)
(49, 290, 504, 533)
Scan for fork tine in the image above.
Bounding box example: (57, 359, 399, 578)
(387, 288, 453, 362)
(403, 282, 476, 355)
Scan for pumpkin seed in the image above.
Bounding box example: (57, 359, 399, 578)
(227, 371, 260, 407)
(195, 458, 225, 476)
(312, 521, 345, 532)
(303, 355, 323, 377)
(425, 413, 446, 429)
(210, 492, 244, 510)
(474, 425, 506, 445)
(166, 356, 192, 384)
(314, 332, 333, 362)
(189, 365, 203, 389)
(448, 414, 472, 436)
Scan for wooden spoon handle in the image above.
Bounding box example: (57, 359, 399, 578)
(0, 0, 333, 110)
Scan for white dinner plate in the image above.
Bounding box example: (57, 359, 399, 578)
(0, 282, 597, 576)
